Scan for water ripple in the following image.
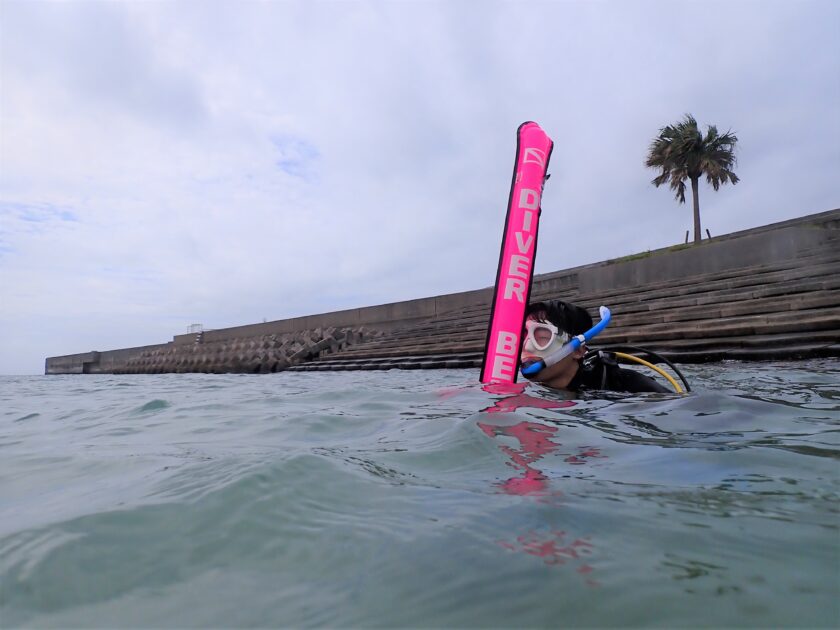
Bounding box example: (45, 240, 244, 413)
(0, 361, 838, 627)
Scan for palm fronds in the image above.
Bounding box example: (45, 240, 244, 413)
(645, 114, 739, 242)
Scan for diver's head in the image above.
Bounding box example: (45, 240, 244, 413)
(521, 300, 593, 383)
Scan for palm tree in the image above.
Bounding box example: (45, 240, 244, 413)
(646, 114, 739, 243)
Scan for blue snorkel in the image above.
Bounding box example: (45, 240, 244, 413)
(520, 306, 612, 378)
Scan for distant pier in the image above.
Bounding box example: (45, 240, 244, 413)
(46, 209, 840, 374)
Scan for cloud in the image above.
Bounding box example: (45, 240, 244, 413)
(0, 0, 838, 374)
(0, 1, 206, 128)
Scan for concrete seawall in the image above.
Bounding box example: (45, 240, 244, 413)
(46, 209, 840, 374)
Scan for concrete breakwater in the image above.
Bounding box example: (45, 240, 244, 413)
(46, 209, 840, 374)
(118, 326, 385, 374)
(47, 327, 385, 375)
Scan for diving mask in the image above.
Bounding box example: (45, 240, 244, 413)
(522, 319, 570, 358)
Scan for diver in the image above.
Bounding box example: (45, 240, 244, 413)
(520, 299, 677, 394)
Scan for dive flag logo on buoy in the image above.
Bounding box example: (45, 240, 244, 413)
(523, 148, 546, 168)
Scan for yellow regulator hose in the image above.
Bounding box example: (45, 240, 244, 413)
(614, 352, 684, 394)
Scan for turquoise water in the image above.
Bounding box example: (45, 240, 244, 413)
(1, 361, 838, 628)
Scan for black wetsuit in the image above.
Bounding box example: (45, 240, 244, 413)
(567, 352, 671, 393)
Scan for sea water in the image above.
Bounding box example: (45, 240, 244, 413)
(1, 360, 838, 628)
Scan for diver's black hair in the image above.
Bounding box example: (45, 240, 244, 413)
(525, 300, 593, 337)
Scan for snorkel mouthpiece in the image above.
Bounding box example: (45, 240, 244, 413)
(520, 358, 541, 374)
(520, 306, 612, 378)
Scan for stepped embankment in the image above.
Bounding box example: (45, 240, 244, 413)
(46, 209, 840, 374)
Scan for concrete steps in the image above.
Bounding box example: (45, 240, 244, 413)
(290, 351, 483, 371)
(290, 225, 840, 371)
(384, 251, 840, 336)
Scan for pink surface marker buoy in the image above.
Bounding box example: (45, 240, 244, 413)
(480, 122, 553, 384)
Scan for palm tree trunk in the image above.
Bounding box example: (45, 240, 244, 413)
(691, 176, 701, 243)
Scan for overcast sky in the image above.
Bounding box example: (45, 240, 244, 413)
(1, 0, 838, 374)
